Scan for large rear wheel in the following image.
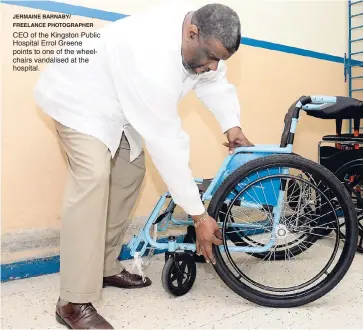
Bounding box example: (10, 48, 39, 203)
(209, 154, 357, 308)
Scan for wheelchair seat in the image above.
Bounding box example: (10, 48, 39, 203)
(322, 134, 363, 143)
(320, 147, 363, 173)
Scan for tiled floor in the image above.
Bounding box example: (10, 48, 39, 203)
(1, 253, 362, 329)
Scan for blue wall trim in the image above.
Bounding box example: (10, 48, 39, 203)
(2, 256, 61, 282)
(2, 0, 348, 64)
(241, 37, 344, 64)
(1, 235, 185, 282)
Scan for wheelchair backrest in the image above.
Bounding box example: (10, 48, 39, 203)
(280, 101, 298, 148)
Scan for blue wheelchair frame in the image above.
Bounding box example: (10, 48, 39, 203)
(127, 96, 338, 257)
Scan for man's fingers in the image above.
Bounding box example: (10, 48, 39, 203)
(200, 245, 209, 263)
(236, 138, 254, 147)
(225, 139, 254, 153)
(228, 142, 235, 154)
(196, 239, 201, 255)
(214, 229, 223, 240)
(212, 235, 223, 246)
(203, 242, 216, 265)
(223, 142, 235, 154)
(212, 227, 223, 245)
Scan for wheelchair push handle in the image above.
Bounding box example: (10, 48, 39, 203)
(298, 95, 337, 111)
(283, 95, 337, 123)
(298, 96, 312, 106)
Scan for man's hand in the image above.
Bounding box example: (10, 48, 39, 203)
(223, 126, 254, 154)
(192, 213, 223, 264)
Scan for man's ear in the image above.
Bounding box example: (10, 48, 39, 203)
(188, 24, 199, 40)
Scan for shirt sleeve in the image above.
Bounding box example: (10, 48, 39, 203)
(193, 60, 242, 133)
(108, 45, 205, 216)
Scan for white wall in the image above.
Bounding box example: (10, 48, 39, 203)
(56, 0, 348, 57)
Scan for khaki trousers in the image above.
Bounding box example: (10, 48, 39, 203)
(55, 121, 146, 303)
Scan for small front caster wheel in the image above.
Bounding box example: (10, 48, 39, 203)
(161, 253, 196, 296)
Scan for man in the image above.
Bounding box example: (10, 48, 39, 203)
(34, 1, 253, 329)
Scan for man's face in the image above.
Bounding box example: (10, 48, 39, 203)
(182, 28, 232, 75)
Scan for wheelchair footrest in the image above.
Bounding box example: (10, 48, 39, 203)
(127, 232, 149, 257)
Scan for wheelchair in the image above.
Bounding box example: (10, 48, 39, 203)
(316, 103, 363, 254)
(127, 95, 359, 308)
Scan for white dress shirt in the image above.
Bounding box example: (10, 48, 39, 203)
(33, 1, 242, 216)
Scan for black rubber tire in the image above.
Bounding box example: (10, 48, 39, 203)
(161, 255, 196, 296)
(209, 154, 358, 308)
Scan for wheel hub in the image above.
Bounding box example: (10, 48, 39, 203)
(275, 224, 288, 238)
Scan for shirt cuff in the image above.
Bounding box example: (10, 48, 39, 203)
(219, 114, 242, 134)
(181, 194, 206, 216)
